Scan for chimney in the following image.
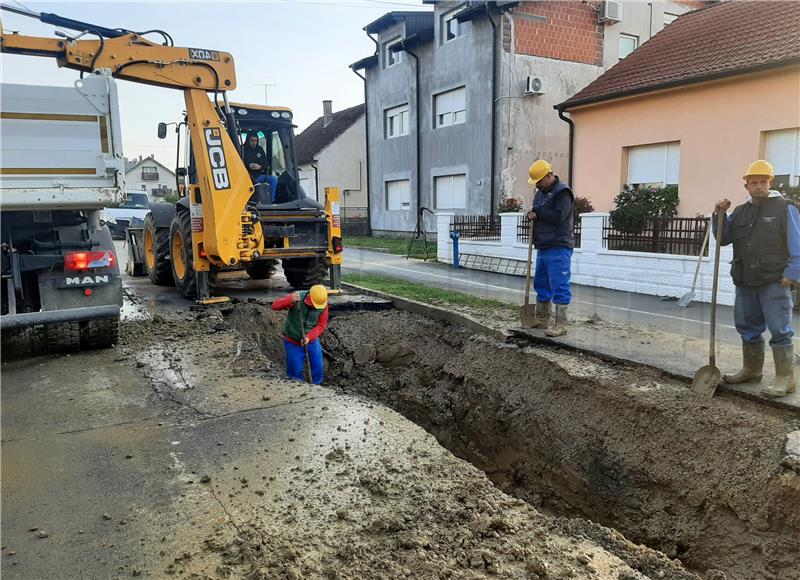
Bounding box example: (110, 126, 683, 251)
(323, 100, 333, 127)
(138, 155, 142, 162)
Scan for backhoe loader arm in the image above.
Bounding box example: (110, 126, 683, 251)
(0, 5, 259, 270)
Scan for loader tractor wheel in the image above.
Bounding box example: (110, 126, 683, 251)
(245, 259, 278, 280)
(80, 316, 120, 349)
(143, 214, 173, 286)
(282, 257, 330, 290)
(169, 210, 216, 300)
(45, 321, 81, 353)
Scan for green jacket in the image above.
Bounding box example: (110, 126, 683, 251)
(283, 291, 324, 342)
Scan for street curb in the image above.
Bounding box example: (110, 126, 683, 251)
(341, 283, 799, 415)
(340, 283, 510, 343)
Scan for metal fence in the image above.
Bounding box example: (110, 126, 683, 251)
(602, 216, 709, 256)
(450, 214, 501, 241)
(516, 215, 583, 248)
(341, 206, 369, 236)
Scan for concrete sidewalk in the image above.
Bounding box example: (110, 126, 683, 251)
(343, 247, 800, 409)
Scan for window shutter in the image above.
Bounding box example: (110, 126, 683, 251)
(765, 128, 799, 177)
(628, 144, 665, 184)
(452, 174, 466, 208)
(387, 180, 410, 210)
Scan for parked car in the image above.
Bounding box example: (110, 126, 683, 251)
(106, 192, 150, 239)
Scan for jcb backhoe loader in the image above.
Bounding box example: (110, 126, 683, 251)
(1, 5, 343, 303)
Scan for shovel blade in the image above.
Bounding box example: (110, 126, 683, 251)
(520, 305, 537, 328)
(676, 290, 695, 308)
(691, 364, 721, 397)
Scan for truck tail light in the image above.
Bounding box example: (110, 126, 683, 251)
(64, 251, 114, 271)
(332, 236, 343, 253)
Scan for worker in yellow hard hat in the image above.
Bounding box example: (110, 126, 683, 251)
(525, 159, 576, 336)
(713, 159, 800, 398)
(271, 284, 329, 384)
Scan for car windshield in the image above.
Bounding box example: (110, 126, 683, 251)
(121, 193, 149, 209)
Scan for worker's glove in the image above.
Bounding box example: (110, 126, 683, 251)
(301, 336, 309, 346)
(714, 199, 731, 213)
(780, 277, 799, 289)
(527, 210, 538, 221)
(290, 292, 300, 304)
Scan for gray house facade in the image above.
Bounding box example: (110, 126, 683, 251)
(353, 0, 704, 236)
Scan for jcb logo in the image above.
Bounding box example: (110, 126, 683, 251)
(204, 128, 230, 190)
(189, 48, 220, 61)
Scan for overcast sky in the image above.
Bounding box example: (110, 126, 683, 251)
(1, 0, 430, 167)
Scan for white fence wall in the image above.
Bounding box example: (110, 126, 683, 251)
(437, 212, 736, 306)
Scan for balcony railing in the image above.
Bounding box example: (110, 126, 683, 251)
(141, 170, 159, 180)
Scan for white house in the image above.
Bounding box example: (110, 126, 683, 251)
(295, 101, 368, 212)
(124, 154, 176, 198)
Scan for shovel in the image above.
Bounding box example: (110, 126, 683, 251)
(520, 219, 536, 327)
(691, 210, 725, 397)
(677, 216, 712, 308)
(302, 340, 313, 384)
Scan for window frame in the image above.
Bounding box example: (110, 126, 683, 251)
(440, 9, 469, 45)
(383, 36, 402, 69)
(434, 173, 467, 210)
(433, 86, 466, 129)
(626, 141, 680, 187)
(385, 178, 412, 211)
(618, 33, 639, 61)
(765, 127, 800, 188)
(384, 103, 410, 139)
(663, 12, 679, 25)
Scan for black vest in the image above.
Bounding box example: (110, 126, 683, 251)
(533, 178, 574, 250)
(727, 196, 789, 287)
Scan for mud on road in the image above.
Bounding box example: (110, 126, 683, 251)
(2, 298, 798, 579)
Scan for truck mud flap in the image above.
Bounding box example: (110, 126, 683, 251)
(1, 305, 120, 330)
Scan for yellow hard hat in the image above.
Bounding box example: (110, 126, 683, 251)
(309, 285, 328, 309)
(743, 160, 774, 180)
(528, 159, 552, 185)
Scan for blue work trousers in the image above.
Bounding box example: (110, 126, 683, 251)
(534, 247, 573, 305)
(284, 339, 324, 384)
(734, 282, 794, 347)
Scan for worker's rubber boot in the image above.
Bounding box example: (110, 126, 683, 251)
(545, 304, 568, 337)
(723, 341, 764, 384)
(761, 345, 797, 398)
(531, 301, 551, 329)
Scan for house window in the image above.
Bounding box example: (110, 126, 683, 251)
(618, 34, 639, 60)
(441, 9, 469, 44)
(664, 12, 679, 25)
(765, 128, 800, 188)
(140, 184, 147, 191)
(141, 165, 159, 180)
(627, 142, 680, 186)
(434, 174, 467, 209)
(434, 87, 466, 129)
(384, 37, 402, 68)
(386, 179, 411, 210)
(384, 104, 410, 139)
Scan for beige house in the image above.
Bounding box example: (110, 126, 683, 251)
(295, 101, 367, 210)
(558, 1, 800, 217)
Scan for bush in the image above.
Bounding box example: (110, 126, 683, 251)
(573, 195, 594, 219)
(609, 184, 679, 233)
(496, 194, 524, 213)
(159, 193, 180, 205)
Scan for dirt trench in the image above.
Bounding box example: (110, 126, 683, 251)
(226, 303, 800, 580)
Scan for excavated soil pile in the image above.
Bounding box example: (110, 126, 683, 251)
(227, 304, 800, 580)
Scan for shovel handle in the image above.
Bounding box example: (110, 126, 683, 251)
(709, 210, 725, 367)
(523, 219, 535, 307)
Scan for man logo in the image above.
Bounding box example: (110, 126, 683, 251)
(66, 275, 109, 286)
(204, 128, 231, 190)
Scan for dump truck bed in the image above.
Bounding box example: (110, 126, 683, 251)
(0, 75, 126, 209)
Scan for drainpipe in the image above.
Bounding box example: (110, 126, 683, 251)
(487, 3, 498, 215)
(351, 68, 372, 233)
(556, 107, 575, 186)
(399, 42, 422, 227)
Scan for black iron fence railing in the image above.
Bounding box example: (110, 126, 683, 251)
(449, 214, 501, 241)
(602, 216, 709, 256)
(517, 215, 582, 248)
